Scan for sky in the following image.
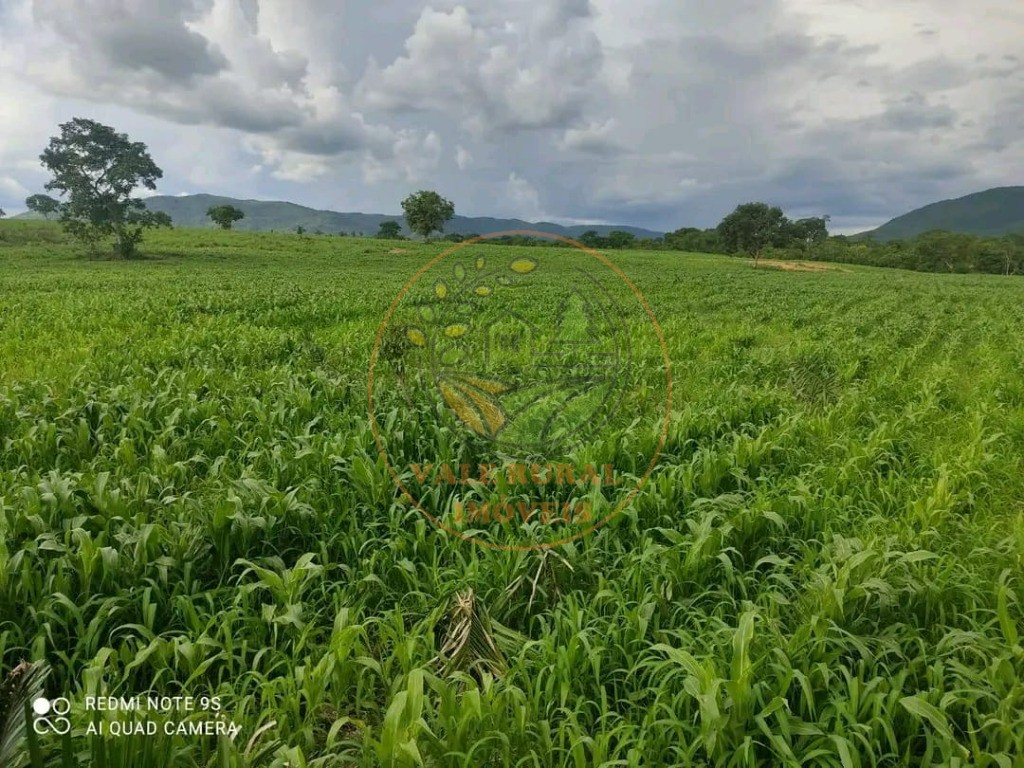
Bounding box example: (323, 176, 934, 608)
(0, 0, 1022, 235)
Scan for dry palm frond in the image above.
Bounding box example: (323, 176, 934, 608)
(0, 660, 48, 768)
(502, 548, 575, 613)
(436, 589, 507, 679)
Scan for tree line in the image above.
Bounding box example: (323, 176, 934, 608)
(13, 117, 1024, 274)
(787, 231, 1024, 275)
(374, 227, 645, 249)
(584, 201, 1024, 276)
(650, 202, 1024, 275)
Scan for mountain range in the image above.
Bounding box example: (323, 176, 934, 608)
(14, 188, 1023, 243)
(130, 194, 664, 240)
(855, 186, 1024, 241)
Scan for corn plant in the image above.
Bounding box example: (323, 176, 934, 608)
(0, 223, 1022, 765)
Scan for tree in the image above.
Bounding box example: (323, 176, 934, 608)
(207, 205, 245, 230)
(377, 220, 403, 239)
(606, 230, 636, 249)
(717, 202, 789, 267)
(973, 239, 1017, 275)
(912, 231, 976, 273)
(295, 225, 306, 235)
(579, 230, 607, 249)
(25, 194, 59, 217)
(785, 216, 830, 250)
(0, 208, 5, 218)
(151, 212, 173, 229)
(1002, 235, 1024, 275)
(26, 118, 164, 258)
(401, 190, 455, 239)
(664, 227, 725, 253)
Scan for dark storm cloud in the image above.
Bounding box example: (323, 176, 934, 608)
(865, 93, 959, 132)
(764, 156, 975, 218)
(971, 90, 1024, 153)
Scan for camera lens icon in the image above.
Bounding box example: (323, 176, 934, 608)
(31, 697, 72, 735)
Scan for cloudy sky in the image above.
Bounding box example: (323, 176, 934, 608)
(1, 0, 1021, 233)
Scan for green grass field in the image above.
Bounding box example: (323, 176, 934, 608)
(1, 222, 1023, 766)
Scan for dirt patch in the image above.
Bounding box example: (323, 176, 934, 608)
(388, 248, 409, 254)
(760, 260, 848, 273)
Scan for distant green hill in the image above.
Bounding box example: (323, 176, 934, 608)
(857, 187, 1024, 242)
(26, 194, 661, 239)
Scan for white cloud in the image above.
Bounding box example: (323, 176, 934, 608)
(0, 176, 31, 200)
(357, 3, 606, 135)
(0, 0, 1021, 232)
(362, 129, 443, 184)
(559, 119, 621, 154)
(14, 0, 396, 183)
(505, 172, 546, 220)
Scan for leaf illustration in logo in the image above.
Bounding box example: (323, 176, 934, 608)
(511, 259, 537, 274)
(406, 327, 427, 347)
(455, 376, 509, 396)
(435, 281, 449, 299)
(439, 375, 509, 438)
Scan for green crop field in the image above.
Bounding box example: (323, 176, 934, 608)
(1, 221, 1023, 766)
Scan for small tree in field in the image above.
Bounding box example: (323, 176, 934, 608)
(717, 202, 789, 268)
(26, 118, 166, 258)
(0, 208, 5, 218)
(401, 190, 455, 240)
(377, 220, 403, 239)
(25, 195, 59, 218)
(208, 205, 245, 230)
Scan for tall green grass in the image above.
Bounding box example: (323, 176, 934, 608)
(0, 223, 1022, 766)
